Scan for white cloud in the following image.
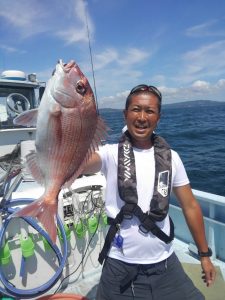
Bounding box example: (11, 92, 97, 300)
(0, 0, 93, 44)
(56, 0, 94, 44)
(0, 0, 49, 38)
(0, 45, 26, 54)
(0, 0, 36, 26)
(159, 86, 179, 96)
(35, 46, 149, 97)
(118, 48, 150, 66)
(151, 75, 167, 86)
(56, 27, 88, 44)
(91, 47, 150, 71)
(186, 19, 225, 37)
(99, 79, 225, 108)
(94, 49, 119, 70)
(216, 79, 225, 87)
(191, 80, 210, 89)
(100, 90, 129, 109)
(93, 66, 143, 99)
(173, 40, 225, 84)
(79, 46, 152, 98)
(162, 79, 225, 104)
(36, 68, 54, 82)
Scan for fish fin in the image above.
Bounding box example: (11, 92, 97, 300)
(25, 151, 45, 184)
(12, 197, 58, 244)
(13, 109, 38, 127)
(63, 116, 108, 188)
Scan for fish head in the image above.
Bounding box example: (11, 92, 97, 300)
(50, 59, 95, 109)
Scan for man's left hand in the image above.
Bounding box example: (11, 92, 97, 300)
(201, 257, 216, 287)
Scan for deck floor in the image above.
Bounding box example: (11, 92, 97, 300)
(174, 238, 225, 300)
(60, 238, 225, 300)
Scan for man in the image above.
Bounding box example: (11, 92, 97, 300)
(83, 84, 216, 299)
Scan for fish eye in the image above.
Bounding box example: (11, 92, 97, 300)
(76, 81, 86, 96)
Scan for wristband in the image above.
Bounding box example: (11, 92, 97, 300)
(198, 247, 212, 257)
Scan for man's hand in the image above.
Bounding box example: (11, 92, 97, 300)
(201, 257, 216, 286)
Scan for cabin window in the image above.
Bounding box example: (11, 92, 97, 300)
(0, 86, 34, 128)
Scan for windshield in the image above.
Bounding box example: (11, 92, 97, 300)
(0, 86, 37, 128)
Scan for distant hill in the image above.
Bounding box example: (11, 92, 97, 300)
(164, 100, 225, 108)
(99, 100, 225, 112)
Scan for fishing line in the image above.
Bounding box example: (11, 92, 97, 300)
(83, 0, 99, 115)
(53, 210, 102, 294)
(53, 189, 105, 293)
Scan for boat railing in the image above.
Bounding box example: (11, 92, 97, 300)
(170, 189, 225, 262)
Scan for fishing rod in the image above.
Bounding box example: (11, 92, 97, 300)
(83, 0, 99, 114)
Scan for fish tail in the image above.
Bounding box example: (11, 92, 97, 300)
(12, 197, 58, 243)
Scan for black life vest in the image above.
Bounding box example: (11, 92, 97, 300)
(98, 132, 174, 265)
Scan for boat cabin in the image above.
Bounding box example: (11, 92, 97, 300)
(0, 70, 45, 129)
(0, 70, 45, 155)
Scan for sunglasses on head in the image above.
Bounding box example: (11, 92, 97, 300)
(129, 84, 162, 101)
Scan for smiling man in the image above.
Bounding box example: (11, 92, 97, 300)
(83, 84, 216, 300)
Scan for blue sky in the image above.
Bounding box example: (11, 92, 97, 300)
(1, 0, 225, 108)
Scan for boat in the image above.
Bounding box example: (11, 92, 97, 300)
(0, 70, 225, 300)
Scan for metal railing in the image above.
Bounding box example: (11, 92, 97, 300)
(170, 189, 225, 262)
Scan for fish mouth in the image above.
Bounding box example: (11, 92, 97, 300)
(58, 59, 76, 72)
(52, 59, 86, 108)
(58, 59, 87, 96)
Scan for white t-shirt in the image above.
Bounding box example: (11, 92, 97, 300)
(98, 144, 189, 264)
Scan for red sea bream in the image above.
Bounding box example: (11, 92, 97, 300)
(13, 60, 107, 243)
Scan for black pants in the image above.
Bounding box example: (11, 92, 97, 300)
(96, 253, 204, 300)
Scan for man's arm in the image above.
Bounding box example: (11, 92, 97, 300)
(82, 152, 102, 174)
(173, 184, 216, 287)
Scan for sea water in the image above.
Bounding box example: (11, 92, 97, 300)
(100, 102, 225, 196)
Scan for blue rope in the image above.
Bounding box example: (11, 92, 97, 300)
(0, 198, 68, 298)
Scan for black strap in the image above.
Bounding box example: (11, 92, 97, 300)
(118, 132, 138, 204)
(119, 204, 174, 244)
(98, 204, 174, 265)
(139, 215, 174, 244)
(98, 212, 123, 265)
(150, 134, 172, 221)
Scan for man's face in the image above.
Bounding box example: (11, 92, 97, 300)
(123, 93, 160, 149)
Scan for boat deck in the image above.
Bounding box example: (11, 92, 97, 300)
(58, 238, 225, 300)
(174, 238, 225, 300)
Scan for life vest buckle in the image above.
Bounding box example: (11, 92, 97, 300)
(138, 224, 149, 235)
(123, 212, 133, 220)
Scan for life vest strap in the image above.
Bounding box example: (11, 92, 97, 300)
(98, 204, 174, 265)
(98, 211, 123, 265)
(139, 215, 174, 243)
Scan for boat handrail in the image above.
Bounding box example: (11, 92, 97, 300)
(192, 189, 225, 206)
